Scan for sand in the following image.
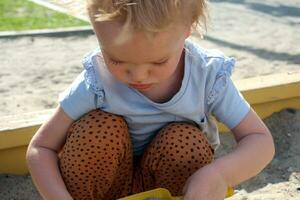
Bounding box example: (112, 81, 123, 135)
(0, 0, 299, 199)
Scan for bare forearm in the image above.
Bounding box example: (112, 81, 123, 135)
(26, 147, 73, 200)
(213, 133, 275, 187)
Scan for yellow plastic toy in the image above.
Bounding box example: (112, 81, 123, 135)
(118, 187, 234, 200)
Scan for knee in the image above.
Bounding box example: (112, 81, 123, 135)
(68, 110, 129, 143)
(60, 110, 132, 160)
(153, 122, 214, 166)
(139, 122, 214, 194)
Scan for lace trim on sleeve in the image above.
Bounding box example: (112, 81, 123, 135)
(82, 52, 104, 105)
(207, 57, 235, 105)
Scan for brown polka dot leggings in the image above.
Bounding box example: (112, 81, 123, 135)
(58, 110, 214, 200)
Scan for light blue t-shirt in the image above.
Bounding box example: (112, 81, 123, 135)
(59, 39, 250, 155)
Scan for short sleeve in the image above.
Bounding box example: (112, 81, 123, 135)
(206, 56, 250, 129)
(59, 70, 101, 120)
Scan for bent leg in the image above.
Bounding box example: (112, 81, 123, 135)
(133, 122, 214, 195)
(58, 110, 133, 200)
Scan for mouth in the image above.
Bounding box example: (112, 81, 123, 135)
(129, 83, 153, 90)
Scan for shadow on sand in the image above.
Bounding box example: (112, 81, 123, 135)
(204, 35, 300, 65)
(211, 0, 300, 18)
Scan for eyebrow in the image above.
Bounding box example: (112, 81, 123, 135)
(102, 48, 169, 63)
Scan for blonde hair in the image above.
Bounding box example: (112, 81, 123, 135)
(87, 0, 208, 33)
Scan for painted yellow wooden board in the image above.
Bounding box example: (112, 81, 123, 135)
(0, 146, 28, 174)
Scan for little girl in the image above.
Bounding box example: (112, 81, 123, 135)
(26, 0, 275, 200)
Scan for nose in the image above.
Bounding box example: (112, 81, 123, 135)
(129, 67, 150, 83)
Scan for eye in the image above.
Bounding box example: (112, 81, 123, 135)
(109, 59, 123, 65)
(153, 59, 168, 66)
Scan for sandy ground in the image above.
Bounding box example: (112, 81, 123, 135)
(0, 0, 300, 199)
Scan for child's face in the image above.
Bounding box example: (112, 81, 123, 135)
(93, 21, 191, 92)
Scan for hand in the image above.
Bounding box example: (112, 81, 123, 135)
(182, 163, 228, 200)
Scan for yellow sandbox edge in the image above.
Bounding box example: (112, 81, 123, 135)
(1, 71, 300, 174)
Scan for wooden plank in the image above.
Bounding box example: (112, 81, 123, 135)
(0, 110, 54, 150)
(0, 109, 54, 131)
(0, 26, 93, 38)
(0, 146, 28, 174)
(237, 71, 300, 104)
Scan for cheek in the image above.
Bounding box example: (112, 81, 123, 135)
(155, 53, 183, 79)
(153, 64, 177, 80)
(106, 65, 128, 81)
